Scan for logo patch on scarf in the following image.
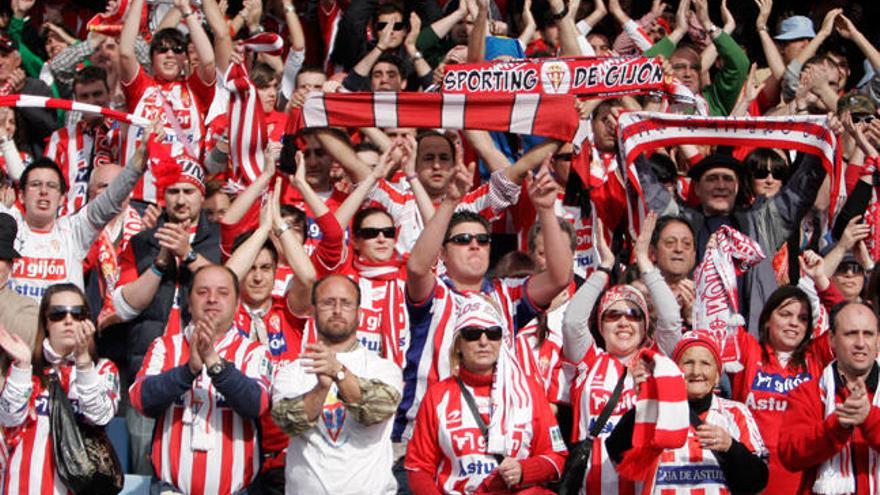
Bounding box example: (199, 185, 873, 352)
(322, 388, 346, 444)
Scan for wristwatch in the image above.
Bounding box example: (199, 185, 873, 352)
(551, 5, 568, 21)
(333, 365, 347, 382)
(207, 360, 228, 378)
(183, 249, 198, 265)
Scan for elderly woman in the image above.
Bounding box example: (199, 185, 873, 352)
(560, 213, 683, 494)
(606, 331, 769, 494)
(405, 295, 567, 494)
(0, 283, 120, 494)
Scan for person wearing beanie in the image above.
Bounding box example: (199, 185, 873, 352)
(108, 150, 222, 476)
(405, 294, 567, 494)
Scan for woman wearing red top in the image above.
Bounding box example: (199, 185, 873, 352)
(726, 250, 841, 494)
(0, 283, 120, 495)
(405, 296, 567, 494)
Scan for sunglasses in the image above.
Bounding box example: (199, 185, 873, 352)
(444, 233, 491, 246)
(357, 226, 396, 239)
(836, 261, 865, 275)
(376, 21, 406, 31)
(853, 113, 877, 124)
(602, 307, 644, 323)
(47, 305, 88, 322)
(155, 44, 186, 55)
(459, 326, 503, 342)
(753, 166, 788, 180)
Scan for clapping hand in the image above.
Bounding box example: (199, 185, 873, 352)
(0, 325, 30, 367)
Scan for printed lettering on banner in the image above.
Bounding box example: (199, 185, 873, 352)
(456, 454, 498, 477)
(750, 370, 812, 394)
(12, 256, 67, 280)
(655, 464, 726, 485)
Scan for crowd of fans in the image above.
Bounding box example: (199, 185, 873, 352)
(0, 0, 878, 493)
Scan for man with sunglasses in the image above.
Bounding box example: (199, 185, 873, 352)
(332, 0, 411, 73)
(394, 162, 572, 480)
(118, 0, 216, 207)
(272, 274, 402, 495)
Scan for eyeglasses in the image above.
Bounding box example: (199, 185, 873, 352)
(753, 166, 788, 181)
(671, 62, 700, 72)
(459, 326, 503, 341)
(836, 261, 865, 276)
(376, 21, 406, 31)
(602, 307, 644, 323)
(26, 180, 61, 191)
(155, 44, 186, 55)
(47, 305, 88, 322)
(357, 227, 396, 240)
(444, 233, 491, 246)
(315, 298, 358, 312)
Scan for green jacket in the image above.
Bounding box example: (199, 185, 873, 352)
(644, 31, 749, 116)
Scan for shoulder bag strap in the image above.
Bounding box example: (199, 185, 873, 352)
(456, 376, 505, 463)
(588, 368, 628, 440)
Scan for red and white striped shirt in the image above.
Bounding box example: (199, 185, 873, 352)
(129, 326, 271, 495)
(44, 119, 121, 215)
(642, 396, 767, 495)
(405, 369, 567, 494)
(515, 301, 574, 405)
(0, 359, 120, 495)
(367, 171, 521, 256)
(121, 67, 213, 203)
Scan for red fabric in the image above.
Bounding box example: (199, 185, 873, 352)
(779, 374, 880, 494)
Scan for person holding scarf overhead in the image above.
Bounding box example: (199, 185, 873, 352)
(405, 295, 567, 494)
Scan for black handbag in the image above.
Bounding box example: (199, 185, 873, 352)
(558, 370, 627, 495)
(49, 375, 123, 495)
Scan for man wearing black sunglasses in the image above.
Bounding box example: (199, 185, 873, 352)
(395, 161, 572, 456)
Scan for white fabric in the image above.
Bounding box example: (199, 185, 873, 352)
(274, 346, 402, 495)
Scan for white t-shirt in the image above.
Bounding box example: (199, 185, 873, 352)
(2, 205, 96, 300)
(273, 345, 402, 495)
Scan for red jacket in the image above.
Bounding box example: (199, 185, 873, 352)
(779, 364, 880, 494)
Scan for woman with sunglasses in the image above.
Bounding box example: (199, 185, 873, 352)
(606, 331, 769, 494)
(406, 295, 567, 494)
(824, 216, 874, 303)
(561, 213, 684, 494)
(0, 283, 119, 495)
(744, 148, 790, 199)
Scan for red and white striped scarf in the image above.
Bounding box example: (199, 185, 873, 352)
(224, 62, 268, 185)
(286, 92, 589, 147)
(814, 360, 880, 494)
(693, 226, 765, 372)
(616, 347, 689, 483)
(0, 94, 150, 127)
(618, 111, 842, 222)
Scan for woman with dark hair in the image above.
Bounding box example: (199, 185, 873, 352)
(743, 147, 791, 200)
(724, 250, 843, 494)
(0, 283, 119, 494)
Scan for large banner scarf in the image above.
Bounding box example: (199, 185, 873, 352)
(440, 56, 699, 104)
(284, 91, 590, 149)
(617, 112, 842, 229)
(0, 95, 151, 127)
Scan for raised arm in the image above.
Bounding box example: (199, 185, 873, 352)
(119, 0, 146, 83)
(467, 0, 488, 62)
(314, 128, 372, 184)
(425, 0, 468, 41)
(634, 212, 682, 356)
(282, 0, 305, 52)
(202, 0, 233, 73)
(221, 159, 274, 226)
(522, 164, 574, 308)
(518, 0, 537, 48)
(406, 161, 474, 303)
(755, 0, 785, 80)
(335, 141, 399, 227)
(837, 15, 880, 75)
(173, 0, 216, 83)
(270, 180, 317, 316)
(225, 202, 271, 281)
(550, 0, 585, 56)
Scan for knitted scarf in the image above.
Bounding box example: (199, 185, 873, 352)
(814, 361, 880, 494)
(692, 226, 765, 372)
(615, 347, 689, 482)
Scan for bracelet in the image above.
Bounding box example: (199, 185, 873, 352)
(181, 11, 194, 20)
(150, 263, 167, 276)
(411, 51, 424, 61)
(551, 5, 568, 20)
(284, 4, 296, 13)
